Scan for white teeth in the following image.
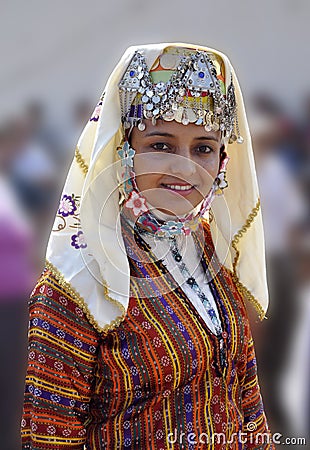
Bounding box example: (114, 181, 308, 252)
(164, 184, 193, 191)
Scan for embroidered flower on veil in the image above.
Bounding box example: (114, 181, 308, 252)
(71, 230, 87, 249)
(58, 194, 77, 217)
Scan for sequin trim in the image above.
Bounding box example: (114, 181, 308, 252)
(231, 199, 261, 272)
(230, 199, 266, 320)
(75, 147, 89, 176)
(45, 260, 126, 333)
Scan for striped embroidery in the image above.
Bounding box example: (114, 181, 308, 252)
(22, 220, 273, 449)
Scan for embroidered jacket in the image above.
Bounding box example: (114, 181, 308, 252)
(21, 221, 274, 449)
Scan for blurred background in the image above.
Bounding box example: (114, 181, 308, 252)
(1, 0, 309, 447)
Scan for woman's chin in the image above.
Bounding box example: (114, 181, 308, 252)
(146, 197, 201, 218)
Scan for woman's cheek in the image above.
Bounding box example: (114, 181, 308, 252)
(134, 174, 150, 193)
(198, 159, 218, 179)
(200, 154, 220, 178)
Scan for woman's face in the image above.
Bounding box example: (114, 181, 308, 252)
(130, 120, 222, 216)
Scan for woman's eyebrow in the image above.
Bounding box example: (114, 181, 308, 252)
(144, 132, 175, 138)
(194, 136, 220, 142)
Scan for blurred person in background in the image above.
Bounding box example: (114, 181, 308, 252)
(280, 220, 310, 441)
(299, 93, 310, 209)
(9, 104, 60, 248)
(0, 122, 36, 449)
(250, 101, 306, 435)
(65, 98, 93, 150)
(251, 92, 303, 175)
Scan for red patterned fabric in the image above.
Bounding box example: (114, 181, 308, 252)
(22, 221, 274, 449)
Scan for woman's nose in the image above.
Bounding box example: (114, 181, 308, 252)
(170, 150, 196, 178)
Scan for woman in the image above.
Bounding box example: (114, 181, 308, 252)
(22, 43, 273, 449)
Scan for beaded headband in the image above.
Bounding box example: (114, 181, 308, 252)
(119, 49, 243, 143)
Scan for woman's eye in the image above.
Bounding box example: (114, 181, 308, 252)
(196, 145, 213, 154)
(151, 143, 169, 151)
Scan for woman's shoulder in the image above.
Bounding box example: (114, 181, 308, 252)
(30, 267, 75, 305)
(29, 266, 99, 335)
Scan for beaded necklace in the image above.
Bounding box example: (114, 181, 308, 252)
(127, 212, 228, 374)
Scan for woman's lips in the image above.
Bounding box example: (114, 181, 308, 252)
(161, 183, 196, 196)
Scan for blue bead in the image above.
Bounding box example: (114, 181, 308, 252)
(129, 70, 135, 77)
(198, 71, 205, 78)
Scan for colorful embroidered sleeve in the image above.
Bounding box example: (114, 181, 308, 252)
(239, 321, 275, 449)
(21, 269, 100, 449)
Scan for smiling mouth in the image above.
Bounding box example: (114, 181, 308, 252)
(163, 184, 193, 191)
(161, 183, 196, 195)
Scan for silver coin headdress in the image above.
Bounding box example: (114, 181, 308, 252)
(119, 48, 243, 143)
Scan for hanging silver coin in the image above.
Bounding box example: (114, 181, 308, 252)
(162, 111, 175, 121)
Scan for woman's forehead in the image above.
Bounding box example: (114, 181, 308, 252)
(130, 119, 221, 141)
